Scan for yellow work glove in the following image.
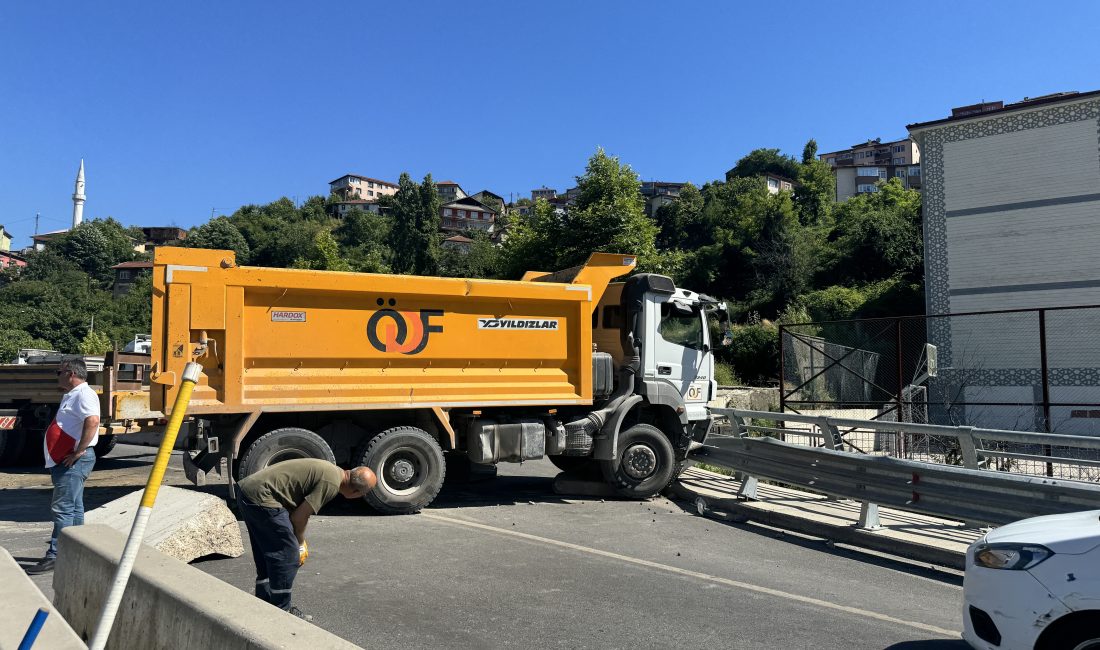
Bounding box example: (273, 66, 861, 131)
(298, 541, 309, 566)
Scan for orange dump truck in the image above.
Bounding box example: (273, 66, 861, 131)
(152, 247, 729, 513)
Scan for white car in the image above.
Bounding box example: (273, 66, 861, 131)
(964, 509, 1100, 649)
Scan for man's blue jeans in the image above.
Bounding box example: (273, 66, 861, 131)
(47, 449, 96, 559)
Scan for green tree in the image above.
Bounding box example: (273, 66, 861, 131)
(291, 229, 352, 272)
(820, 178, 922, 286)
(78, 330, 112, 355)
(794, 139, 836, 226)
(654, 182, 704, 249)
(557, 148, 658, 270)
(439, 233, 501, 279)
(0, 329, 53, 363)
(726, 148, 800, 182)
(335, 208, 392, 273)
(183, 217, 251, 262)
(56, 218, 137, 286)
(387, 173, 441, 276)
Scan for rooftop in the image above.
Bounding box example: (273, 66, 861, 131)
(111, 261, 154, 270)
(908, 90, 1100, 131)
(329, 174, 398, 186)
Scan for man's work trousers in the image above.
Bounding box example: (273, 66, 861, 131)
(238, 494, 299, 611)
(47, 449, 96, 559)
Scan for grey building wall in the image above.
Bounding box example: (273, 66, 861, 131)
(910, 96, 1100, 433)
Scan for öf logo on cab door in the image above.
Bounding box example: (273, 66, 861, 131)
(366, 298, 444, 355)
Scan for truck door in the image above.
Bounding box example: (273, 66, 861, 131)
(645, 295, 711, 421)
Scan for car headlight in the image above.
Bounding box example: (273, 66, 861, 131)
(973, 543, 1053, 570)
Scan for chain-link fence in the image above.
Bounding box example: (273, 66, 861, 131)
(779, 306, 1100, 480)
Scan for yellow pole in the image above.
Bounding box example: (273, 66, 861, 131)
(89, 362, 202, 650)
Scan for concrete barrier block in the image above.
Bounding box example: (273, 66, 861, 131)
(0, 547, 86, 649)
(54, 525, 362, 649)
(85, 485, 243, 562)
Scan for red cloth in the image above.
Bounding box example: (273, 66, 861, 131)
(45, 419, 76, 464)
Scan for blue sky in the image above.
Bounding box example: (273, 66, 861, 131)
(2, 1, 1098, 248)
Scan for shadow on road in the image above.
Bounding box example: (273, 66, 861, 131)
(0, 483, 230, 523)
(884, 642, 969, 649)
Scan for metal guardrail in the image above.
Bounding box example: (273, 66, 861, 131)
(691, 409, 1100, 528)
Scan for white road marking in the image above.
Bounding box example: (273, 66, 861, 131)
(421, 512, 958, 637)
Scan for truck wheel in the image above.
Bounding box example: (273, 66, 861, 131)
(94, 434, 118, 458)
(600, 424, 676, 499)
(549, 455, 601, 478)
(237, 427, 336, 480)
(358, 426, 445, 515)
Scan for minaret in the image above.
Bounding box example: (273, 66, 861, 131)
(72, 159, 86, 228)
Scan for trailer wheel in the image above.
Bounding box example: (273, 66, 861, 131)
(548, 455, 601, 478)
(600, 424, 676, 499)
(94, 434, 117, 458)
(237, 427, 336, 480)
(358, 426, 445, 515)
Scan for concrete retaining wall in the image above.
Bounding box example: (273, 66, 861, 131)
(0, 547, 86, 649)
(54, 524, 361, 649)
(712, 386, 779, 411)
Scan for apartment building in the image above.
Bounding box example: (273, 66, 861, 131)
(764, 173, 795, 195)
(332, 200, 383, 218)
(531, 187, 557, 200)
(436, 181, 467, 204)
(441, 196, 497, 233)
(329, 174, 399, 201)
(819, 137, 922, 200)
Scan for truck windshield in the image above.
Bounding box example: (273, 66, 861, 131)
(658, 303, 704, 350)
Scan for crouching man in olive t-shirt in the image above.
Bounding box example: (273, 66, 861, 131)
(236, 458, 376, 620)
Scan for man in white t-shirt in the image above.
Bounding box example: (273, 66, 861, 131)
(26, 357, 101, 575)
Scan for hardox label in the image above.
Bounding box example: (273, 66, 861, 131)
(271, 310, 307, 322)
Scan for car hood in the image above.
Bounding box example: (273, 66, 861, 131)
(984, 510, 1100, 554)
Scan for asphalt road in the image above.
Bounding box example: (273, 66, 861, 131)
(2, 444, 967, 649)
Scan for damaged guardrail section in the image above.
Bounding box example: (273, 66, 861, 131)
(54, 524, 360, 650)
(693, 409, 1100, 528)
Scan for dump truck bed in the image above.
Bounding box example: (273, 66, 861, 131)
(151, 248, 635, 415)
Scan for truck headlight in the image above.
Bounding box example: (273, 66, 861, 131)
(973, 543, 1053, 570)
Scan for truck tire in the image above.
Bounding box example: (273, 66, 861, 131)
(94, 434, 118, 458)
(549, 455, 601, 478)
(600, 424, 676, 499)
(237, 427, 336, 480)
(358, 426, 445, 515)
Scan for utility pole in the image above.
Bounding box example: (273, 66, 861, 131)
(34, 212, 40, 235)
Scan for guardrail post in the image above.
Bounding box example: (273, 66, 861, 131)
(731, 413, 747, 436)
(956, 427, 979, 469)
(819, 418, 844, 451)
(736, 475, 758, 499)
(858, 502, 881, 530)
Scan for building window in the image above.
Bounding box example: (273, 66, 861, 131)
(458, 210, 466, 217)
(896, 170, 906, 178)
(909, 166, 921, 176)
(767, 178, 779, 189)
(827, 157, 835, 164)
(444, 208, 452, 216)
(893, 145, 904, 153)
(368, 190, 374, 196)
(369, 182, 374, 188)
(857, 184, 879, 193)
(118, 270, 131, 280)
